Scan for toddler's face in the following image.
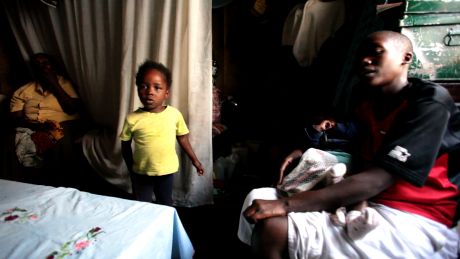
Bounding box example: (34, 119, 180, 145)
(138, 69, 170, 112)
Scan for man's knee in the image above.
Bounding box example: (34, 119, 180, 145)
(252, 216, 289, 258)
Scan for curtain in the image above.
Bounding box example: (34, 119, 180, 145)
(2, 0, 213, 207)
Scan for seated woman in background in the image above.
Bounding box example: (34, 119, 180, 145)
(8, 53, 85, 187)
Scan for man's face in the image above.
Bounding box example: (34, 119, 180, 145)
(32, 55, 55, 74)
(358, 35, 406, 92)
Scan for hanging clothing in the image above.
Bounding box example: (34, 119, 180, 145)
(281, 4, 305, 46)
(288, 0, 345, 67)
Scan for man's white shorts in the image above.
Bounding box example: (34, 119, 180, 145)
(238, 187, 459, 259)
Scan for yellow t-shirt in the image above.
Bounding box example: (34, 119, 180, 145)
(10, 76, 80, 123)
(119, 106, 190, 176)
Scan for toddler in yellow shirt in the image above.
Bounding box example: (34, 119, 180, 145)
(120, 60, 204, 206)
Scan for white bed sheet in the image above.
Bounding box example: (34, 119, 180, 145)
(0, 179, 194, 259)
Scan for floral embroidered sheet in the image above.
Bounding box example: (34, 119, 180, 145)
(0, 179, 194, 259)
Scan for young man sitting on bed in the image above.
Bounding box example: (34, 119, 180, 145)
(238, 30, 460, 259)
(8, 53, 85, 187)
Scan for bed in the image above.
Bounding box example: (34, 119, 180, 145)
(0, 179, 194, 259)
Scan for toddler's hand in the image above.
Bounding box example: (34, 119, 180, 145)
(193, 160, 205, 176)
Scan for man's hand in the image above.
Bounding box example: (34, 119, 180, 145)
(278, 149, 302, 185)
(41, 70, 61, 93)
(244, 199, 288, 224)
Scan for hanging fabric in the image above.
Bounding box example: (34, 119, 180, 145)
(290, 0, 346, 67)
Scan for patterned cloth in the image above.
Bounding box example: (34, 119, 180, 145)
(14, 127, 42, 168)
(212, 86, 221, 123)
(277, 148, 350, 196)
(15, 121, 65, 168)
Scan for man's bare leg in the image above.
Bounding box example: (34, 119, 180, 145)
(251, 216, 289, 259)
